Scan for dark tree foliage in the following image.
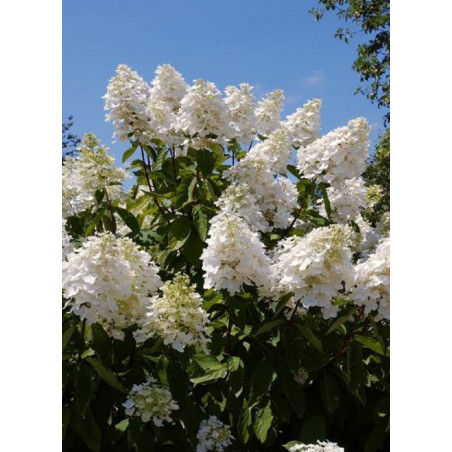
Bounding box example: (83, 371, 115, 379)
(63, 116, 81, 159)
(363, 128, 389, 225)
(310, 0, 390, 125)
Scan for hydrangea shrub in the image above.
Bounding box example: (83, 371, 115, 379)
(62, 64, 389, 452)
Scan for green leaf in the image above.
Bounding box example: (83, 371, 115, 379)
(182, 231, 204, 266)
(287, 165, 301, 179)
(295, 324, 324, 353)
(237, 406, 252, 444)
(86, 357, 125, 393)
(128, 417, 155, 452)
(253, 400, 273, 443)
(71, 406, 102, 452)
(281, 366, 305, 417)
(203, 180, 219, 201)
(298, 415, 326, 444)
(62, 325, 75, 351)
(364, 422, 388, 452)
(192, 205, 209, 241)
(256, 319, 285, 336)
(122, 143, 138, 163)
(167, 361, 189, 408)
(326, 308, 357, 335)
(74, 363, 96, 416)
(196, 149, 216, 177)
(62, 406, 70, 439)
(274, 293, 293, 316)
(192, 354, 222, 370)
(355, 335, 385, 355)
(168, 217, 192, 251)
(190, 366, 228, 385)
(91, 323, 111, 366)
(115, 419, 129, 432)
(94, 189, 105, 204)
(251, 358, 274, 399)
(227, 357, 245, 397)
(115, 207, 140, 234)
(320, 373, 340, 413)
(318, 182, 332, 219)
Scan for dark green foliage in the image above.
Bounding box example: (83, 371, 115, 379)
(363, 128, 390, 225)
(63, 141, 389, 451)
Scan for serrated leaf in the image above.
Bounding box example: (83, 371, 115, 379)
(237, 406, 252, 444)
(192, 205, 209, 241)
(86, 357, 125, 393)
(253, 400, 273, 443)
(355, 335, 384, 355)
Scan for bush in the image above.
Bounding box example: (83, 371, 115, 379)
(62, 64, 389, 452)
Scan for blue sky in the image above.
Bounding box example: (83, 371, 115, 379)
(63, 0, 385, 163)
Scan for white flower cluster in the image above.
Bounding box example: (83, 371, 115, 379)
(297, 118, 370, 226)
(283, 99, 322, 148)
(272, 225, 355, 318)
(123, 377, 179, 426)
(62, 133, 128, 218)
(352, 237, 390, 319)
(320, 178, 367, 223)
(214, 183, 268, 233)
(287, 440, 344, 452)
(134, 274, 210, 352)
(246, 128, 292, 175)
(146, 64, 188, 145)
(196, 416, 234, 452)
(255, 89, 284, 136)
(62, 233, 162, 339)
(103, 64, 151, 143)
(201, 212, 273, 295)
(224, 132, 298, 232)
(297, 118, 370, 185)
(104, 64, 324, 153)
(224, 83, 255, 144)
(176, 79, 232, 145)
